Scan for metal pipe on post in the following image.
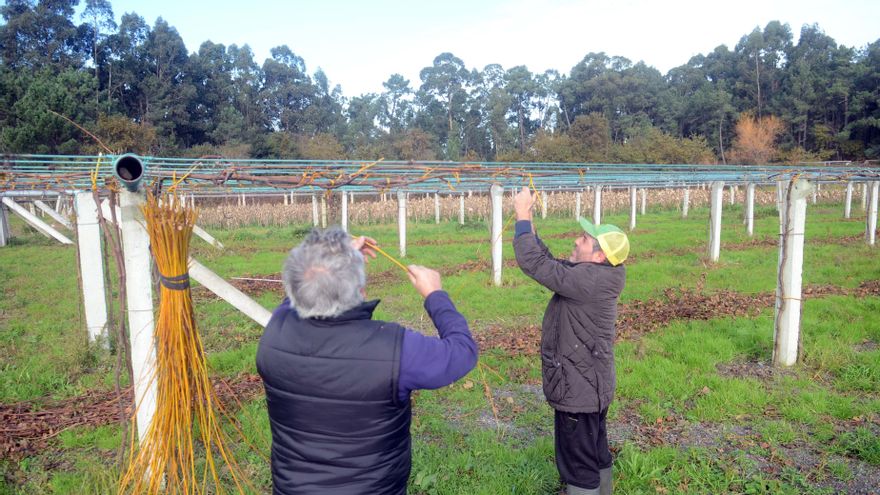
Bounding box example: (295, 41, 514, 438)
(773, 178, 811, 367)
(593, 185, 602, 225)
(629, 187, 637, 231)
(868, 181, 879, 247)
(844, 182, 853, 219)
(490, 184, 503, 287)
(398, 190, 407, 257)
(709, 181, 724, 263)
(113, 154, 157, 444)
(746, 183, 756, 237)
(74, 192, 108, 344)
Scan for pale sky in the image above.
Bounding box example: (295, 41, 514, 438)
(99, 0, 879, 97)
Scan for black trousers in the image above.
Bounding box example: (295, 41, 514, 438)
(554, 408, 612, 490)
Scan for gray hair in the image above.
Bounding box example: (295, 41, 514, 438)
(282, 227, 365, 318)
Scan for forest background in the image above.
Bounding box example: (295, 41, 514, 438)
(1, 0, 879, 164)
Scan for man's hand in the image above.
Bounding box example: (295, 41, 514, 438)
(407, 265, 442, 298)
(514, 186, 535, 221)
(351, 235, 378, 262)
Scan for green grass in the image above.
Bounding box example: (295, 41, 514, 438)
(1, 198, 879, 493)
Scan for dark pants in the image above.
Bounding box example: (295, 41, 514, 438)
(554, 409, 612, 490)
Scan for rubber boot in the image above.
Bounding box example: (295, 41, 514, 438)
(599, 467, 613, 495)
(567, 484, 599, 495)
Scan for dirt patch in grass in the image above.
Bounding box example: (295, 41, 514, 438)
(474, 281, 880, 357)
(0, 374, 263, 461)
(192, 274, 284, 301)
(715, 359, 796, 381)
(608, 407, 880, 494)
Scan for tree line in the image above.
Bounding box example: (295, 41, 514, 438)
(1, 0, 879, 164)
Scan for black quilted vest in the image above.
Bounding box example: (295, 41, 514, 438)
(256, 300, 411, 495)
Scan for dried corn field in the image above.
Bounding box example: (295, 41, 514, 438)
(195, 185, 849, 229)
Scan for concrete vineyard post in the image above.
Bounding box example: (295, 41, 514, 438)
(490, 184, 503, 286)
(773, 179, 810, 367)
(74, 192, 108, 344)
(709, 181, 724, 263)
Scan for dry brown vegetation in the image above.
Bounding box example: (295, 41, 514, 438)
(195, 186, 846, 229)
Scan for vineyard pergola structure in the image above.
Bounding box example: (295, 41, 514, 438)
(1, 153, 879, 445)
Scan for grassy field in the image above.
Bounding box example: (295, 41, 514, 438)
(1, 195, 879, 494)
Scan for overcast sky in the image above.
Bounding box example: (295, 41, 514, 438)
(100, 0, 879, 97)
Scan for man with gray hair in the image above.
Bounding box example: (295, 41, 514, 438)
(257, 227, 478, 494)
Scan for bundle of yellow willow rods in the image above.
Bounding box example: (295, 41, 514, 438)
(119, 191, 252, 494)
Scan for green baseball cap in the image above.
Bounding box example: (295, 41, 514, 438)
(578, 218, 630, 266)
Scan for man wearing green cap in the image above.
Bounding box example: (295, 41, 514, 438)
(512, 187, 628, 495)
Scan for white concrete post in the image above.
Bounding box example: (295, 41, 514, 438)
(575, 191, 582, 219)
(862, 183, 868, 211)
(35, 200, 72, 230)
(629, 187, 637, 231)
(709, 181, 724, 263)
(397, 191, 407, 257)
(640, 188, 647, 215)
(540, 190, 547, 220)
(118, 190, 156, 444)
(0, 204, 9, 246)
(593, 185, 602, 225)
(434, 193, 441, 224)
(811, 186, 817, 205)
(311, 194, 319, 227)
(746, 183, 756, 237)
(340, 190, 348, 232)
(459, 194, 465, 225)
(844, 181, 853, 219)
(1, 198, 73, 244)
(729, 185, 736, 205)
(240, 193, 245, 207)
(773, 179, 810, 367)
(54, 195, 62, 212)
(682, 188, 690, 218)
(320, 194, 327, 228)
(290, 191, 295, 204)
(74, 192, 108, 344)
(490, 184, 503, 286)
(191, 225, 224, 250)
(776, 181, 784, 211)
(188, 258, 271, 327)
(868, 181, 879, 246)
(350, 192, 355, 205)
(283, 194, 289, 206)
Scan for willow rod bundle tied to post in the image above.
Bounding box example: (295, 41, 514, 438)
(118, 191, 253, 494)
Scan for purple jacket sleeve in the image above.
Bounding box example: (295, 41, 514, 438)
(398, 290, 478, 402)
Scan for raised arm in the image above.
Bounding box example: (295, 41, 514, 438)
(397, 266, 479, 402)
